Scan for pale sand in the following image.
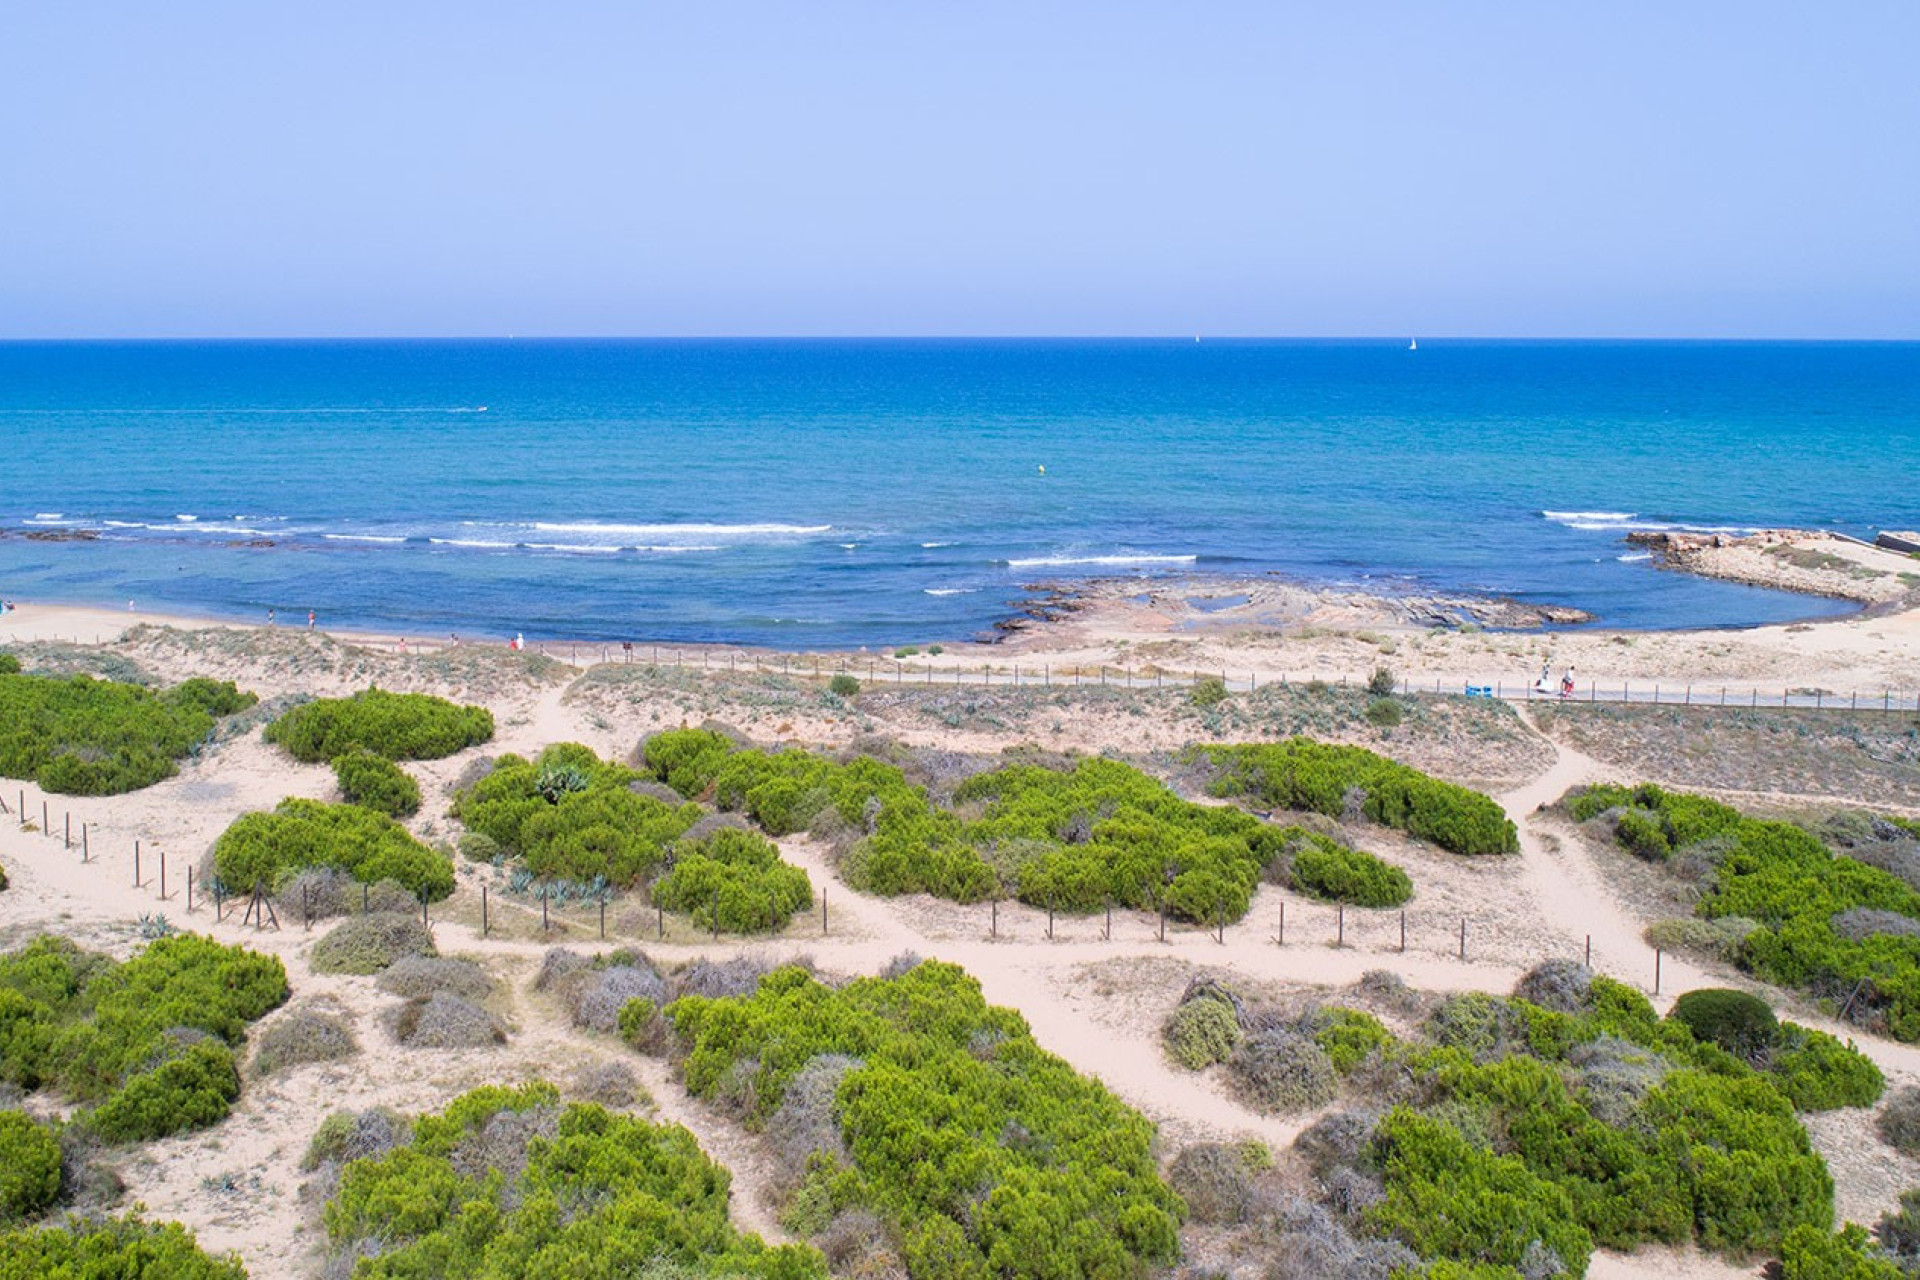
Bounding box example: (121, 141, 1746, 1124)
(1, 607, 1916, 1276)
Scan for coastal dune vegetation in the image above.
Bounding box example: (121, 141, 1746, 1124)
(638, 728, 1440, 922)
(0, 658, 255, 794)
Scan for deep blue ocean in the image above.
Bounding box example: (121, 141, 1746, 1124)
(1, 339, 1914, 647)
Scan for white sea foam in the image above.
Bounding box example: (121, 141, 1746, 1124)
(1544, 510, 1758, 535)
(528, 521, 829, 536)
(525, 542, 624, 554)
(923, 587, 977, 596)
(1005, 553, 1198, 568)
(174, 514, 198, 522)
(1617, 552, 1654, 562)
(29, 512, 63, 521)
(323, 534, 406, 544)
(431, 538, 517, 549)
(1542, 510, 1635, 522)
(921, 541, 953, 548)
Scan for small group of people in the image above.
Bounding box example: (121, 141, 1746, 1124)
(1535, 663, 1577, 699)
(264, 608, 318, 629)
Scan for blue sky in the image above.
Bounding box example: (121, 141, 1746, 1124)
(2, 3, 1915, 338)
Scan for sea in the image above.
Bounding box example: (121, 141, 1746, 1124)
(1, 339, 1914, 648)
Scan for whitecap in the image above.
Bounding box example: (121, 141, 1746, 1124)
(1004, 553, 1198, 568)
(174, 514, 198, 522)
(921, 541, 953, 548)
(530, 521, 829, 536)
(323, 534, 406, 544)
(1542, 510, 1635, 523)
(1617, 552, 1654, 562)
(923, 587, 977, 596)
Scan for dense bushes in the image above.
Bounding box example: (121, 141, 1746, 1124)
(320, 1082, 823, 1279)
(1574, 784, 1920, 1042)
(653, 829, 814, 932)
(0, 1111, 61, 1222)
(0, 668, 255, 794)
(0, 933, 286, 1143)
(1163, 986, 1242, 1068)
(453, 743, 702, 885)
(331, 748, 420, 817)
(1282, 829, 1413, 907)
(643, 727, 738, 797)
(265, 687, 493, 763)
(211, 799, 452, 899)
(665, 960, 1183, 1279)
(1670, 988, 1779, 1061)
(1199, 740, 1518, 856)
(0, 1215, 246, 1280)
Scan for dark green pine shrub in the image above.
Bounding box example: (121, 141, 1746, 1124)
(1765, 1024, 1886, 1112)
(453, 743, 702, 885)
(0, 1110, 62, 1222)
(652, 829, 813, 932)
(331, 748, 421, 817)
(668, 961, 1183, 1279)
(0, 934, 286, 1143)
(0, 1215, 247, 1280)
(212, 799, 453, 899)
(1669, 988, 1780, 1062)
(642, 726, 738, 797)
(1199, 740, 1518, 856)
(0, 654, 17, 675)
(1284, 830, 1413, 907)
(0, 669, 255, 795)
(321, 1082, 824, 1279)
(1778, 1223, 1905, 1280)
(265, 687, 493, 763)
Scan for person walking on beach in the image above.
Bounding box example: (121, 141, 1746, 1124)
(267, 608, 275, 627)
(1560, 667, 1575, 700)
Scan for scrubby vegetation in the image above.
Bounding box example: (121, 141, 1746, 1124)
(331, 748, 420, 817)
(0, 1110, 62, 1222)
(0, 933, 286, 1143)
(661, 960, 1183, 1279)
(319, 1082, 822, 1278)
(1199, 740, 1518, 856)
(310, 913, 436, 976)
(0, 1215, 245, 1279)
(653, 828, 814, 932)
(0, 667, 254, 794)
(1572, 783, 1920, 1042)
(453, 742, 702, 885)
(1278, 828, 1413, 907)
(265, 687, 493, 762)
(211, 798, 452, 899)
(250, 1004, 359, 1077)
(1167, 963, 1880, 1275)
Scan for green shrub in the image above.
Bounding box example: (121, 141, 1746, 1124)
(1307, 1006, 1394, 1073)
(1669, 989, 1779, 1063)
(1190, 677, 1227, 709)
(1163, 993, 1241, 1069)
(1616, 807, 1672, 860)
(0, 933, 284, 1141)
(212, 799, 452, 899)
(321, 1083, 823, 1279)
(0, 1215, 246, 1280)
(828, 673, 860, 698)
(0, 670, 254, 795)
(164, 677, 258, 719)
(1287, 832, 1413, 907)
(1363, 696, 1403, 727)
(0, 654, 17, 675)
(453, 743, 701, 885)
(265, 687, 493, 762)
(91, 1041, 241, 1143)
(1767, 1024, 1884, 1112)
(668, 961, 1181, 1279)
(652, 829, 813, 932)
(0, 1111, 61, 1222)
(331, 749, 420, 817)
(642, 727, 737, 798)
(1367, 667, 1397, 697)
(310, 914, 436, 976)
(1569, 782, 1742, 848)
(1780, 1223, 1906, 1280)
(1199, 740, 1517, 856)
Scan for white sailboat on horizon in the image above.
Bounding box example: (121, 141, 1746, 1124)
(1409, 338, 1418, 351)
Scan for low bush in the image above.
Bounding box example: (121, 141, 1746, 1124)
(1879, 1086, 1920, 1157)
(1191, 676, 1228, 709)
(1285, 831, 1413, 908)
(1229, 1027, 1338, 1113)
(1305, 1006, 1394, 1074)
(1767, 1024, 1885, 1112)
(309, 914, 436, 976)
(0, 1110, 61, 1222)
(1199, 739, 1517, 856)
(251, 1004, 358, 1076)
(1645, 916, 1758, 962)
(0, 933, 284, 1143)
(668, 961, 1181, 1279)
(321, 1082, 823, 1278)
(1364, 697, 1403, 728)
(1669, 988, 1779, 1063)
(0, 1215, 246, 1280)
(211, 799, 452, 899)
(386, 994, 505, 1049)
(653, 828, 814, 932)
(0, 669, 254, 795)
(828, 673, 860, 698)
(641, 726, 738, 797)
(331, 749, 420, 818)
(1780, 1223, 1905, 1280)
(264, 687, 493, 762)
(1164, 990, 1241, 1069)
(375, 956, 493, 1002)
(1168, 1142, 1262, 1224)
(452, 742, 701, 885)
(1367, 667, 1398, 697)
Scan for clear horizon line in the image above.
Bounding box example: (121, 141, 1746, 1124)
(2, 333, 1918, 345)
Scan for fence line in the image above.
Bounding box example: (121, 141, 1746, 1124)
(499, 641, 1920, 714)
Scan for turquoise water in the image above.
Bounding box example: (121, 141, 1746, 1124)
(0, 339, 1912, 646)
